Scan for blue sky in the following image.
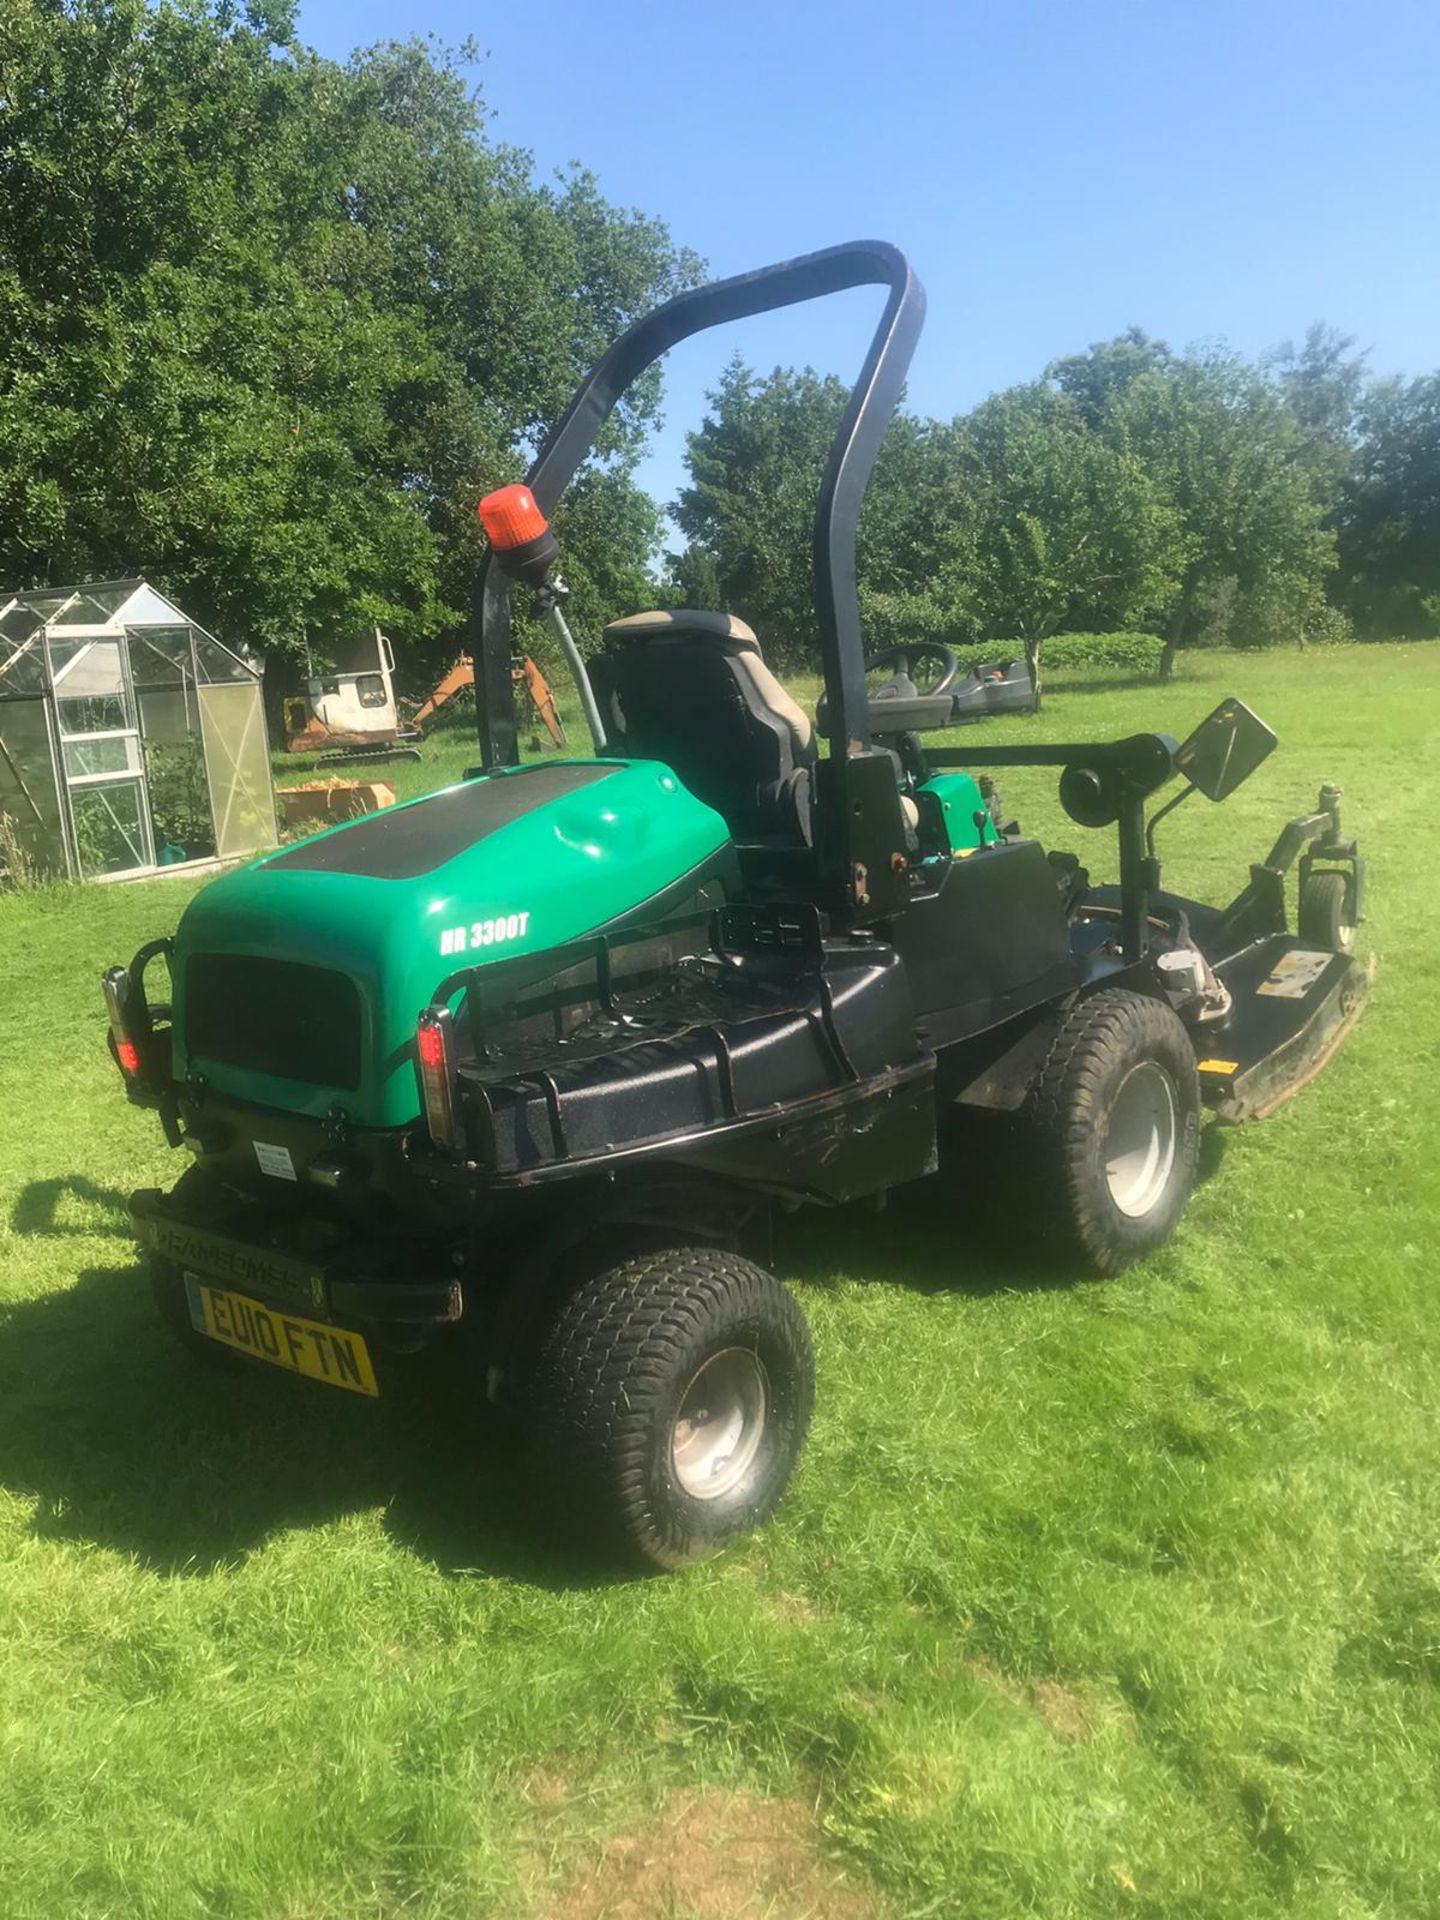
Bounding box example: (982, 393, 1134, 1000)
(295, 0, 1440, 532)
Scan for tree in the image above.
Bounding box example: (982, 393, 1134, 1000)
(0, 0, 697, 682)
(1267, 324, 1367, 503)
(662, 543, 724, 612)
(672, 359, 850, 664)
(1056, 341, 1334, 675)
(960, 385, 1182, 697)
(1337, 374, 1440, 637)
(1047, 327, 1174, 429)
(671, 365, 984, 668)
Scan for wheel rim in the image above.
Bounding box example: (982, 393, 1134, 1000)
(671, 1347, 768, 1501)
(1105, 1060, 1178, 1218)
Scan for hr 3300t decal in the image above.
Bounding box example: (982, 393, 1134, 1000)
(438, 912, 531, 957)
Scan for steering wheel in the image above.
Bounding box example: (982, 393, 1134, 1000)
(863, 641, 959, 698)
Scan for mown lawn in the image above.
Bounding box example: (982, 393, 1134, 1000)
(2, 642, 1437, 1919)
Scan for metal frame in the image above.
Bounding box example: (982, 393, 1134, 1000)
(472, 240, 927, 921)
(926, 734, 1179, 960)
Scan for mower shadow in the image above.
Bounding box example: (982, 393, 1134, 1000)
(777, 1174, 1083, 1299)
(779, 1116, 1230, 1295)
(2, 1138, 1225, 1585)
(11, 1173, 139, 1238)
(0, 1212, 616, 1589)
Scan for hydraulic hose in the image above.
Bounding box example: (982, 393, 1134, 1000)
(545, 594, 607, 753)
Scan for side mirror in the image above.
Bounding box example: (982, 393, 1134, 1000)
(1174, 697, 1277, 801)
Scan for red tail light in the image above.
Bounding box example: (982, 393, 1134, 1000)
(102, 965, 140, 1080)
(415, 1007, 459, 1150)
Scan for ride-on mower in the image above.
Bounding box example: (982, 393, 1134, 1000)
(103, 243, 1370, 1567)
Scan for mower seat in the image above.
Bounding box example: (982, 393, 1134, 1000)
(593, 611, 816, 839)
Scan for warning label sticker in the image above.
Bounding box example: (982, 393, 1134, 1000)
(253, 1140, 298, 1181)
(1257, 949, 1333, 1000)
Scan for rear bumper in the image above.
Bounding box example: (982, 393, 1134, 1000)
(129, 1188, 463, 1328)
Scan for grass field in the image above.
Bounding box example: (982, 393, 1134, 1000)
(2, 642, 1438, 1919)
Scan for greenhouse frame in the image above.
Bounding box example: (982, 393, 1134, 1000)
(0, 580, 278, 882)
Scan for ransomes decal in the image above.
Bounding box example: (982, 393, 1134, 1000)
(439, 911, 531, 957)
(137, 1216, 327, 1313)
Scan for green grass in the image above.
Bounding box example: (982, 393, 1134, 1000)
(2, 642, 1438, 1918)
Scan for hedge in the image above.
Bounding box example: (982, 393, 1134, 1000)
(952, 632, 1164, 676)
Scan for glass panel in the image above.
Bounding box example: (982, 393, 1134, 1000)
(0, 699, 70, 879)
(0, 604, 42, 644)
(197, 682, 277, 858)
(52, 592, 120, 626)
(144, 738, 216, 863)
(193, 630, 257, 685)
(10, 590, 73, 624)
(68, 779, 150, 877)
(49, 635, 126, 701)
(63, 734, 141, 779)
(57, 693, 128, 736)
(137, 684, 194, 747)
(325, 632, 386, 675)
(0, 632, 48, 697)
(129, 627, 194, 687)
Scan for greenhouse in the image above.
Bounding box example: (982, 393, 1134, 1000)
(0, 580, 278, 882)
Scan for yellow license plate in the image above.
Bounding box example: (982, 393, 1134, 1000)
(185, 1278, 378, 1397)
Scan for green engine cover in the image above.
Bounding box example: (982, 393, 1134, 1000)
(172, 760, 731, 1128)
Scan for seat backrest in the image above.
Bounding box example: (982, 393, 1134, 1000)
(592, 611, 814, 838)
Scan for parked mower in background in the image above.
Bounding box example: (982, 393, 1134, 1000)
(282, 630, 566, 767)
(103, 242, 1370, 1569)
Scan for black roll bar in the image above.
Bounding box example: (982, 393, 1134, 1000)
(471, 241, 926, 907)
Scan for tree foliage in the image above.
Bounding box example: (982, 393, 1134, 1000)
(0, 0, 698, 672)
(672, 322, 1370, 680)
(960, 384, 1181, 687)
(4, 1, 1436, 699)
(1053, 342, 1335, 673)
(1338, 374, 1440, 639)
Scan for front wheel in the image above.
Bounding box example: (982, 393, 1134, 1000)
(1298, 870, 1356, 952)
(1021, 988, 1201, 1274)
(527, 1246, 814, 1568)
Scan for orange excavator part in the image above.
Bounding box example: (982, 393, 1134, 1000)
(408, 655, 476, 732)
(518, 654, 567, 751)
(408, 653, 568, 750)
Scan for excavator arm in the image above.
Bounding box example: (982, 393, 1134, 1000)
(408, 655, 477, 732)
(409, 653, 567, 749)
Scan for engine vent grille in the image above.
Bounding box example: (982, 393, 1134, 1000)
(185, 954, 362, 1090)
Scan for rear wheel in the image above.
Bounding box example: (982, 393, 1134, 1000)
(1021, 988, 1201, 1274)
(1298, 870, 1355, 952)
(527, 1246, 814, 1568)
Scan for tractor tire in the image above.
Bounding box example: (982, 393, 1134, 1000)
(1298, 870, 1355, 952)
(149, 1256, 242, 1368)
(526, 1246, 814, 1568)
(1020, 988, 1201, 1275)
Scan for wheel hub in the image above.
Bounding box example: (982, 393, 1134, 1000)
(1105, 1060, 1178, 1218)
(671, 1347, 768, 1500)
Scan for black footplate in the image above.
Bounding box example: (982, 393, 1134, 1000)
(1199, 935, 1372, 1123)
